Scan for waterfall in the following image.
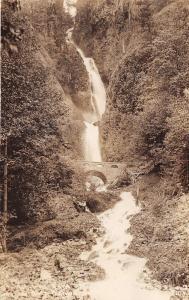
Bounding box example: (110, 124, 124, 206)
(63, 0, 106, 162)
(76, 48, 106, 119)
(83, 121, 102, 162)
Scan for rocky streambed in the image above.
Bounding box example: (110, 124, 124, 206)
(1, 189, 188, 300)
(0, 238, 104, 300)
(73, 191, 173, 300)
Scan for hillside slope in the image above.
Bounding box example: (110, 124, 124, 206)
(1, 0, 94, 247)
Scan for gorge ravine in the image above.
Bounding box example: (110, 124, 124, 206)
(63, 1, 172, 299)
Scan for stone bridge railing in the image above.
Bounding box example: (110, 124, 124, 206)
(75, 161, 126, 183)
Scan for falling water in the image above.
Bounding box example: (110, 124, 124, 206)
(83, 121, 102, 162)
(64, 0, 106, 162)
(75, 47, 106, 162)
(76, 48, 106, 119)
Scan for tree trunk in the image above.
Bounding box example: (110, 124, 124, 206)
(2, 137, 8, 252)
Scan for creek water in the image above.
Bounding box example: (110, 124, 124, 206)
(63, 1, 172, 299)
(76, 192, 171, 300)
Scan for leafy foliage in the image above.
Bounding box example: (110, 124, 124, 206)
(1, 0, 23, 54)
(1, 1, 84, 222)
(98, 0, 189, 191)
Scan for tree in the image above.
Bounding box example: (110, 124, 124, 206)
(1, 0, 23, 54)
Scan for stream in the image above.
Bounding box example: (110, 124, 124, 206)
(75, 192, 171, 300)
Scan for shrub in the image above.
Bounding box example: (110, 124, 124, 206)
(163, 98, 189, 192)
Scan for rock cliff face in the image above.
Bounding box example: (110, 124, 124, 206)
(74, 0, 189, 286)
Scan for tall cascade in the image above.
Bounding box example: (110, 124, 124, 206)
(63, 2, 172, 300)
(64, 0, 106, 162)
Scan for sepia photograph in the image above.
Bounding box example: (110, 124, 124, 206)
(0, 0, 189, 299)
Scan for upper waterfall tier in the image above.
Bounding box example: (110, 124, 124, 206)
(75, 47, 106, 120)
(63, 0, 106, 162)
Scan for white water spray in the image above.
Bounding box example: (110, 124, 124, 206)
(76, 192, 172, 300)
(63, 0, 77, 17)
(76, 47, 106, 162)
(76, 48, 106, 119)
(84, 121, 102, 162)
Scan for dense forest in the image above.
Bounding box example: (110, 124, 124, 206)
(1, 0, 189, 298)
(1, 0, 95, 247)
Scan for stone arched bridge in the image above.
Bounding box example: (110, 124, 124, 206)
(76, 161, 126, 184)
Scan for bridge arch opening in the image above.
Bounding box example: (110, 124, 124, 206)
(85, 170, 107, 185)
